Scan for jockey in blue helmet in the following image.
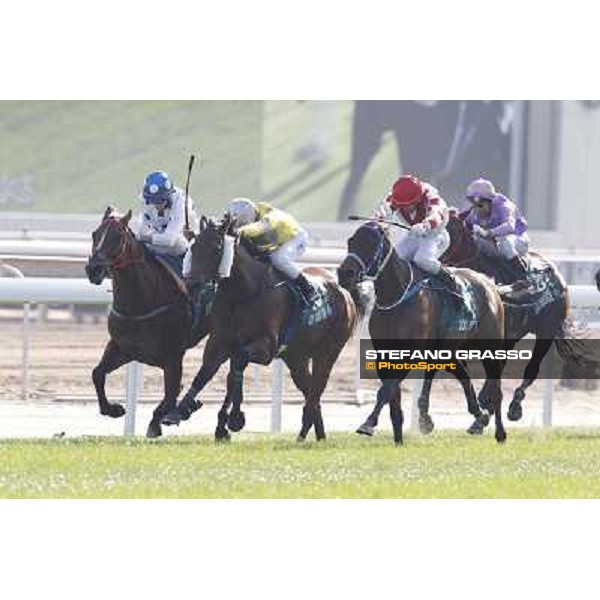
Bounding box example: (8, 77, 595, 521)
(135, 170, 199, 276)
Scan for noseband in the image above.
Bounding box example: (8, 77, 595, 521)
(92, 218, 142, 271)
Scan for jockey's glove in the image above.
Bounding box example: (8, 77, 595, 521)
(472, 224, 491, 239)
(411, 222, 430, 237)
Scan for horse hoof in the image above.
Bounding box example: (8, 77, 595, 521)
(513, 388, 526, 403)
(215, 428, 231, 443)
(466, 421, 484, 435)
(296, 435, 305, 443)
(100, 403, 126, 418)
(356, 423, 375, 436)
(495, 431, 507, 444)
(507, 402, 523, 421)
(227, 410, 246, 433)
(480, 412, 490, 427)
(146, 423, 162, 438)
(418, 414, 435, 435)
(161, 410, 181, 426)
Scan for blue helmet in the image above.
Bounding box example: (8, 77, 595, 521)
(143, 171, 176, 205)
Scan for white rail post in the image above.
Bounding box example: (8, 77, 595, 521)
(124, 362, 143, 436)
(411, 374, 423, 431)
(542, 351, 554, 427)
(271, 358, 284, 433)
(0, 263, 30, 400)
(22, 301, 31, 400)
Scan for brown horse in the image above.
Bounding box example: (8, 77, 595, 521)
(85, 207, 211, 438)
(338, 220, 507, 444)
(358, 214, 590, 435)
(161, 215, 358, 442)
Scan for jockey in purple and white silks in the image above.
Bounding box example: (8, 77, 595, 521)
(134, 171, 199, 277)
(460, 178, 529, 279)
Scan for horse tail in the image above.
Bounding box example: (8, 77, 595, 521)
(554, 317, 600, 367)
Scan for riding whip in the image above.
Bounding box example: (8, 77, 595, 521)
(348, 215, 411, 231)
(184, 154, 196, 233)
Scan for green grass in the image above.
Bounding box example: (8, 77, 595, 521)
(1, 429, 600, 498)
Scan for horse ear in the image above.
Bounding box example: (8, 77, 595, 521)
(199, 215, 208, 231)
(103, 205, 113, 220)
(220, 212, 233, 234)
(122, 209, 132, 225)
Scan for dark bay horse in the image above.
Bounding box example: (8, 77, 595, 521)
(433, 214, 576, 422)
(357, 214, 591, 435)
(85, 207, 210, 438)
(161, 216, 358, 442)
(338, 221, 507, 444)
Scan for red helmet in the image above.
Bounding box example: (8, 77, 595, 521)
(388, 175, 424, 210)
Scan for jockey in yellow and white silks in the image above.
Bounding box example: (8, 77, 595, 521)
(225, 198, 318, 303)
(135, 171, 199, 277)
(374, 174, 460, 294)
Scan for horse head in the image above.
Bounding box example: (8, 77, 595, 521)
(85, 206, 137, 284)
(338, 221, 392, 290)
(441, 211, 478, 267)
(188, 215, 237, 287)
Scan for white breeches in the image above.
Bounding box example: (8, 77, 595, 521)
(270, 229, 309, 279)
(477, 232, 529, 260)
(394, 229, 450, 275)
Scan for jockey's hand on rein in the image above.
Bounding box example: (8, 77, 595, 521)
(411, 222, 429, 237)
(472, 224, 490, 239)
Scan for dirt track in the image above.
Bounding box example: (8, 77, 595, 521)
(2, 312, 600, 430)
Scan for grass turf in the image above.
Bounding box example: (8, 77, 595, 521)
(0, 100, 398, 220)
(1, 429, 600, 498)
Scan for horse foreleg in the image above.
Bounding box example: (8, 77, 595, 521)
(482, 358, 506, 444)
(226, 351, 250, 434)
(147, 358, 183, 438)
(417, 370, 436, 435)
(161, 336, 229, 426)
(387, 376, 407, 445)
(449, 360, 489, 435)
(92, 340, 131, 418)
(356, 373, 389, 436)
(508, 337, 553, 422)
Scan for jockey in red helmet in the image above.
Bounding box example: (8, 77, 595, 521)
(374, 174, 459, 294)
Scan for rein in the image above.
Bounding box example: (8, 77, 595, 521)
(110, 303, 175, 321)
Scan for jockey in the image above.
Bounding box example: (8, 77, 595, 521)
(225, 197, 318, 303)
(374, 174, 460, 294)
(135, 170, 199, 277)
(461, 178, 529, 279)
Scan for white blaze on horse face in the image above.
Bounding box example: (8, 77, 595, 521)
(218, 235, 236, 278)
(96, 227, 109, 254)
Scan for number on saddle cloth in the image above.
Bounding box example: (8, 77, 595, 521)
(276, 277, 334, 354)
(431, 276, 479, 333)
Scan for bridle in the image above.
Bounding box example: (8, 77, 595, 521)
(345, 223, 415, 312)
(345, 224, 395, 282)
(91, 217, 142, 271)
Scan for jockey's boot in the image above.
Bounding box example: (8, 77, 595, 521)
(436, 266, 462, 299)
(295, 273, 318, 304)
(508, 256, 529, 281)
